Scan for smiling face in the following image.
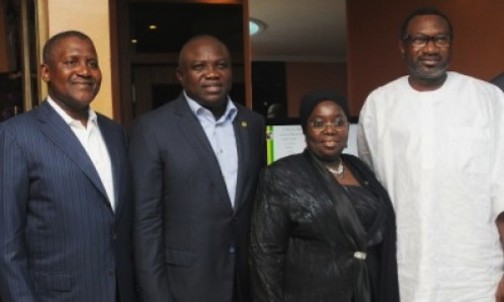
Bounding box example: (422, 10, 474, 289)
(41, 36, 101, 120)
(305, 100, 349, 162)
(176, 36, 232, 114)
(400, 14, 452, 90)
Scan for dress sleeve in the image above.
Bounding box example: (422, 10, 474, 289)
(249, 168, 291, 302)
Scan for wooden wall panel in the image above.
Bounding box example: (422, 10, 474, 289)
(285, 62, 347, 118)
(347, 0, 504, 115)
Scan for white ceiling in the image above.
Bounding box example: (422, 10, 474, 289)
(249, 0, 347, 62)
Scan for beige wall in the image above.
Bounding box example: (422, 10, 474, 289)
(42, 0, 114, 118)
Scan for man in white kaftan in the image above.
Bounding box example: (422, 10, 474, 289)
(357, 7, 504, 302)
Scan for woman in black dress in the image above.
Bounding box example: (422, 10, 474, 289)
(250, 90, 399, 302)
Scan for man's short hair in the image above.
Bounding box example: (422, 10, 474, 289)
(400, 7, 453, 41)
(42, 30, 93, 64)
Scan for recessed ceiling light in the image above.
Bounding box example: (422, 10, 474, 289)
(249, 18, 266, 36)
(131, 39, 138, 44)
(148, 24, 157, 30)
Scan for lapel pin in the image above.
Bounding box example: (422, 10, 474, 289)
(241, 121, 248, 128)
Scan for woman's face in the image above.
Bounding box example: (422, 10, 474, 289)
(305, 100, 349, 162)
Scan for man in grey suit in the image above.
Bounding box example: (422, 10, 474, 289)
(0, 31, 136, 302)
(129, 35, 265, 302)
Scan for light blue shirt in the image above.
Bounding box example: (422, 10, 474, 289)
(184, 91, 239, 207)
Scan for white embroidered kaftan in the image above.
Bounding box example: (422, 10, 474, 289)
(358, 71, 504, 302)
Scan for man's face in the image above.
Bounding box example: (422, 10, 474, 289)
(400, 15, 452, 87)
(41, 36, 102, 118)
(176, 37, 232, 109)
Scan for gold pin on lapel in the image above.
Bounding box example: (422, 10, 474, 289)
(241, 121, 248, 128)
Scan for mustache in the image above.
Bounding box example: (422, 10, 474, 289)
(418, 54, 442, 60)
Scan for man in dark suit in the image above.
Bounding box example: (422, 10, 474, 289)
(129, 35, 265, 302)
(0, 30, 136, 302)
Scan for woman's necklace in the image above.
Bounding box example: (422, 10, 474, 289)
(326, 160, 344, 177)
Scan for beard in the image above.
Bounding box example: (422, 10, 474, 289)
(407, 56, 450, 81)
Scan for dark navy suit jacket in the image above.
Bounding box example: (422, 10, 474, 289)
(0, 101, 136, 302)
(129, 94, 265, 302)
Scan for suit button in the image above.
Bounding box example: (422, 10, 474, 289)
(228, 244, 236, 254)
(112, 233, 117, 240)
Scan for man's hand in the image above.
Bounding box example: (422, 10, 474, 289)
(496, 275, 504, 302)
(496, 213, 504, 301)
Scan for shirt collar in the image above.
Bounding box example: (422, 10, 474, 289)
(184, 91, 237, 124)
(46, 96, 98, 127)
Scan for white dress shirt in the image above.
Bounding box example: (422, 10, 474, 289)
(46, 97, 116, 211)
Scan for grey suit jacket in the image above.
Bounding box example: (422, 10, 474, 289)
(0, 101, 136, 302)
(129, 94, 265, 302)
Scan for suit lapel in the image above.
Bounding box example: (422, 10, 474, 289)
(174, 97, 233, 209)
(98, 116, 124, 215)
(35, 101, 110, 204)
(232, 110, 250, 213)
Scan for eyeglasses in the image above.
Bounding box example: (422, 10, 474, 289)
(402, 34, 452, 48)
(309, 117, 348, 131)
